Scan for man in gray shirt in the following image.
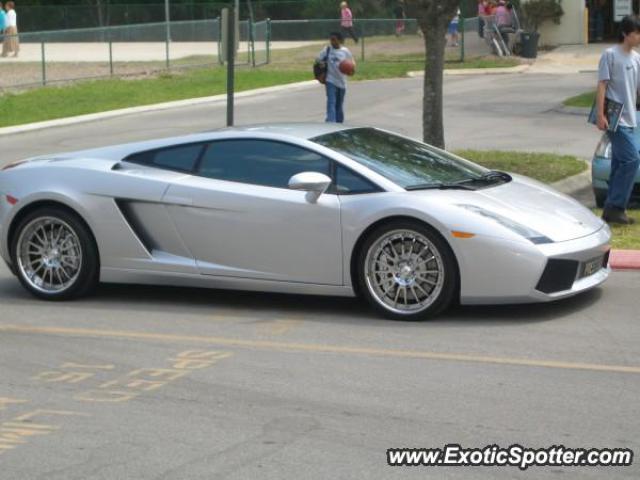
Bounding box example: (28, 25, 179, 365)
(596, 15, 640, 224)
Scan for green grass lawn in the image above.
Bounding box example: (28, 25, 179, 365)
(563, 91, 595, 108)
(446, 57, 520, 69)
(453, 150, 588, 184)
(593, 209, 640, 250)
(0, 68, 310, 127)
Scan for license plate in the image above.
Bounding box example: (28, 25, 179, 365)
(582, 256, 603, 277)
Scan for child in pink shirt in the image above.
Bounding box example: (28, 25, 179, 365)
(340, 2, 358, 43)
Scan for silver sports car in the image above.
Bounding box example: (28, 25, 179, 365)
(0, 124, 611, 320)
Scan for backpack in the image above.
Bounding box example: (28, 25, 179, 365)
(313, 47, 331, 84)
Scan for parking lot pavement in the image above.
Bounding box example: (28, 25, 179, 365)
(1, 257, 639, 479)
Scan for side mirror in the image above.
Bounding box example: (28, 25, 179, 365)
(288, 172, 332, 203)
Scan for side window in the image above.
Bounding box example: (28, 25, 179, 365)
(333, 165, 381, 194)
(197, 140, 331, 189)
(125, 143, 204, 172)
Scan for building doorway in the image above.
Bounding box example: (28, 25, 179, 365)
(589, 0, 640, 42)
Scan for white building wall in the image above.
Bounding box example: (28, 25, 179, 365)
(522, 0, 586, 46)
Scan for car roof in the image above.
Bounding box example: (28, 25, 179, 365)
(221, 122, 351, 139)
(48, 123, 356, 162)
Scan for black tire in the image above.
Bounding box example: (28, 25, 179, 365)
(594, 189, 607, 209)
(357, 220, 458, 321)
(10, 206, 99, 300)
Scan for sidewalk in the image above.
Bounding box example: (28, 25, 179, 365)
(0, 41, 319, 63)
(526, 43, 612, 74)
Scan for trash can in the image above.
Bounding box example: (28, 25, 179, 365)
(520, 32, 540, 59)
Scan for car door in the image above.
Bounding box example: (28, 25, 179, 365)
(112, 142, 207, 274)
(162, 139, 343, 285)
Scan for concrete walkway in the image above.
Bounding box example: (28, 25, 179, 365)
(0, 41, 320, 63)
(527, 43, 613, 74)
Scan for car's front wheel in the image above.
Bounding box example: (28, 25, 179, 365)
(11, 207, 99, 300)
(358, 221, 457, 321)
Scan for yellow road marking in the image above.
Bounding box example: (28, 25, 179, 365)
(0, 398, 28, 412)
(257, 318, 303, 336)
(1, 323, 640, 375)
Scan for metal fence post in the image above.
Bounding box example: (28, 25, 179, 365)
(218, 16, 224, 65)
(225, 8, 235, 127)
(361, 22, 365, 62)
(250, 20, 256, 67)
(165, 25, 170, 69)
(460, 16, 465, 63)
(108, 27, 114, 76)
(41, 40, 47, 86)
(266, 18, 271, 64)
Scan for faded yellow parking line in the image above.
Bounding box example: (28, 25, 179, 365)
(1, 323, 640, 375)
(256, 318, 304, 337)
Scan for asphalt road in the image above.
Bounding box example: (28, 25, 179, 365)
(1, 73, 638, 479)
(0, 270, 638, 479)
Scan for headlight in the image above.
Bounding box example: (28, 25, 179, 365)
(458, 205, 553, 245)
(594, 134, 611, 160)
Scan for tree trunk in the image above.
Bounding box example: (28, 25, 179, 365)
(412, 0, 461, 149)
(421, 18, 448, 148)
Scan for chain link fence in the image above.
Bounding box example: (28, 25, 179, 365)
(1, 19, 255, 90)
(0, 16, 499, 91)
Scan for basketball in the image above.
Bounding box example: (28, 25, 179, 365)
(339, 59, 356, 76)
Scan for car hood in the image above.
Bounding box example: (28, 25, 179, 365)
(411, 175, 605, 243)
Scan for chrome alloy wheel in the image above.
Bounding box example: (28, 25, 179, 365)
(364, 229, 445, 315)
(16, 217, 83, 294)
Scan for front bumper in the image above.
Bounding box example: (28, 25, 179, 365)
(459, 226, 611, 305)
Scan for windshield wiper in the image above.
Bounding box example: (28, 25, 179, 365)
(480, 170, 512, 182)
(405, 182, 477, 191)
(405, 171, 513, 191)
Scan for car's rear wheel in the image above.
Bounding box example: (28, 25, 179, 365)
(11, 207, 99, 300)
(358, 221, 457, 321)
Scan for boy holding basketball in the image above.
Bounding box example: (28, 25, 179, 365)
(317, 32, 355, 123)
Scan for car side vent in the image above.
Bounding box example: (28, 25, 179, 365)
(535, 259, 579, 294)
(114, 199, 156, 254)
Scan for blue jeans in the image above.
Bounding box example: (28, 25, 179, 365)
(606, 126, 640, 210)
(325, 82, 346, 123)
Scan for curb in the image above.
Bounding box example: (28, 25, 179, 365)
(550, 167, 591, 196)
(0, 80, 318, 137)
(553, 104, 590, 116)
(408, 64, 530, 78)
(610, 250, 640, 270)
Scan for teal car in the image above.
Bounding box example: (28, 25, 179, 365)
(592, 132, 640, 208)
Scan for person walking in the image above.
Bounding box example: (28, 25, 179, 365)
(478, 0, 489, 38)
(0, 3, 6, 45)
(596, 15, 640, 224)
(394, 0, 406, 37)
(340, 1, 358, 44)
(447, 9, 460, 47)
(1, 1, 18, 58)
(317, 32, 354, 123)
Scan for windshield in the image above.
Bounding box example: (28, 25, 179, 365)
(312, 127, 495, 190)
